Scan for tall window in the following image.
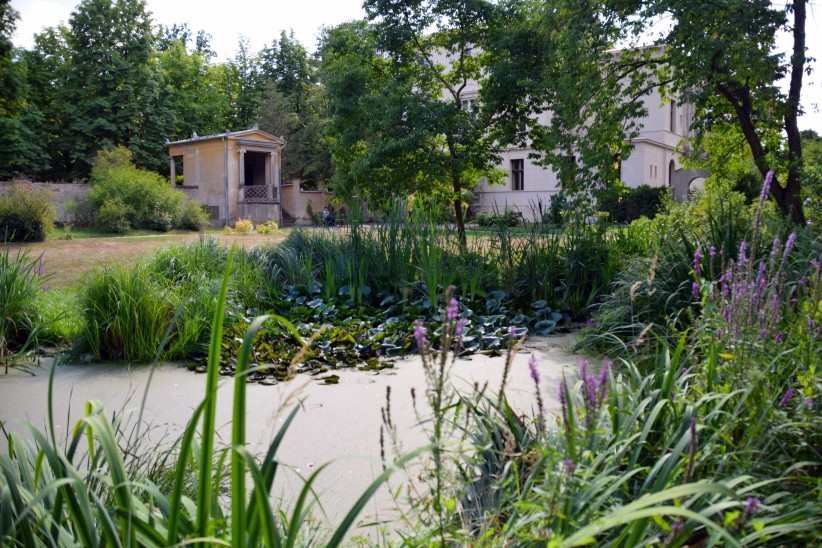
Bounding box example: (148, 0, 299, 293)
(670, 102, 677, 133)
(511, 159, 524, 190)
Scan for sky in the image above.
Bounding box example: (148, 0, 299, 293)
(9, 0, 822, 131)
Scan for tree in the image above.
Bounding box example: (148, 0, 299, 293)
(335, 0, 502, 244)
(64, 0, 159, 177)
(228, 38, 264, 129)
(614, 0, 810, 224)
(483, 0, 653, 194)
(0, 3, 50, 178)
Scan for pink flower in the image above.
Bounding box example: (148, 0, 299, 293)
(446, 297, 459, 321)
(528, 354, 540, 385)
(413, 320, 427, 350)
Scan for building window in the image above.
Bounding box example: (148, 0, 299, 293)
(670, 102, 677, 133)
(173, 155, 184, 185)
(461, 97, 477, 113)
(668, 160, 676, 186)
(511, 159, 524, 190)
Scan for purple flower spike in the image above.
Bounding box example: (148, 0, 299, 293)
(562, 458, 576, 474)
(760, 171, 774, 201)
(446, 297, 459, 321)
(739, 241, 748, 264)
(775, 332, 785, 343)
(779, 387, 795, 408)
(784, 232, 797, 260)
(709, 245, 717, 259)
(455, 317, 467, 338)
(528, 354, 540, 385)
(691, 281, 700, 299)
(693, 247, 703, 277)
(413, 320, 428, 350)
(744, 496, 761, 518)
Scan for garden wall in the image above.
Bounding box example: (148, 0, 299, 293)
(0, 180, 91, 224)
(280, 181, 330, 225)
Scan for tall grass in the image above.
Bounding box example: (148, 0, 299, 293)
(0, 248, 43, 372)
(255, 208, 627, 317)
(80, 265, 173, 362)
(390, 291, 821, 545)
(0, 257, 417, 545)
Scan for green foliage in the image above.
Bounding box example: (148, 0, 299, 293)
(0, 263, 409, 545)
(88, 147, 204, 232)
(597, 184, 667, 224)
(475, 210, 521, 228)
(0, 183, 55, 242)
(321, 4, 501, 240)
(0, 248, 41, 367)
(483, 0, 651, 192)
(95, 198, 131, 233)
(80, 265, 173, 362)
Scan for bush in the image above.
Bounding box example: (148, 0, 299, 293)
(475, 210, 520, 227)
(95, 198, 131, 233)
(256, 220, 279, 234)
(597, 183, 666, 224)
(0, 183, 55, 242)
(233, 218, 254, 234)
(178, 199, 208, 230)
(88, 147, 204, 233)
(546, 191, 568, 225)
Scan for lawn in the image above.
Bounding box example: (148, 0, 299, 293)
(7, 228, 291, 288)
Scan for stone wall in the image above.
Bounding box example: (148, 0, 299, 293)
(280, 182, 330, 225)
(0, 180, 91, 224)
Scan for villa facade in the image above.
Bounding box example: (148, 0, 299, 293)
(436, 52, 705, 220)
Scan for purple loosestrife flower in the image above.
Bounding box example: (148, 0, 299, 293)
(692, 281, 700, 299)
(779, 387, 795, 408)
(446, 297, 459, 322)
(743, 496, 761, 518)
(562, 458, 576, 474)
(739, 241, 748, 265)
(709, 245, 717, 259)
(528, 354, 540, 386)
(693, 247, 703, 277)
(413, 320, 428, 350)
(760, 171, 774, 201)
(775, 331, 785, 343)
(455, 318, 467, 339)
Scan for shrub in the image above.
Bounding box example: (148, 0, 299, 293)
(88, 147, 203, 233)
(256, 220, 279, 234)
(95, 197, 131, 233)
(475, 210, 520, 227)
(178, 199, 208, 230)
(597, 183, 666, 224)
(233, 218, 254, 234)
(80, 266, 173, 362)
(546, 191, 568, 225)
(0, 183, 55, 242)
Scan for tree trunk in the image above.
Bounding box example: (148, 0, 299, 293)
(453, 186, 467, 248)
(718, 83, 806, 225)
(782, 0, 806, 225)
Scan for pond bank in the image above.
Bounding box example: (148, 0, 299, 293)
(0, 334, 583, 528)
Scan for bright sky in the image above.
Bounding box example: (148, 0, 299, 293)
(10, 0, 822, 131)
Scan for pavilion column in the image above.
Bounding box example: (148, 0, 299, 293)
(266, 152, 273, 201)
(169, 156, 175, 186)
(239, 149, 246, 186)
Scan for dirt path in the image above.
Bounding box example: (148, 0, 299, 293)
(0, 335, 581, 529)
(4, 230, 289, 288)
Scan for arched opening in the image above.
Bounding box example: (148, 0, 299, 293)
(668, 160, 676, 186)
